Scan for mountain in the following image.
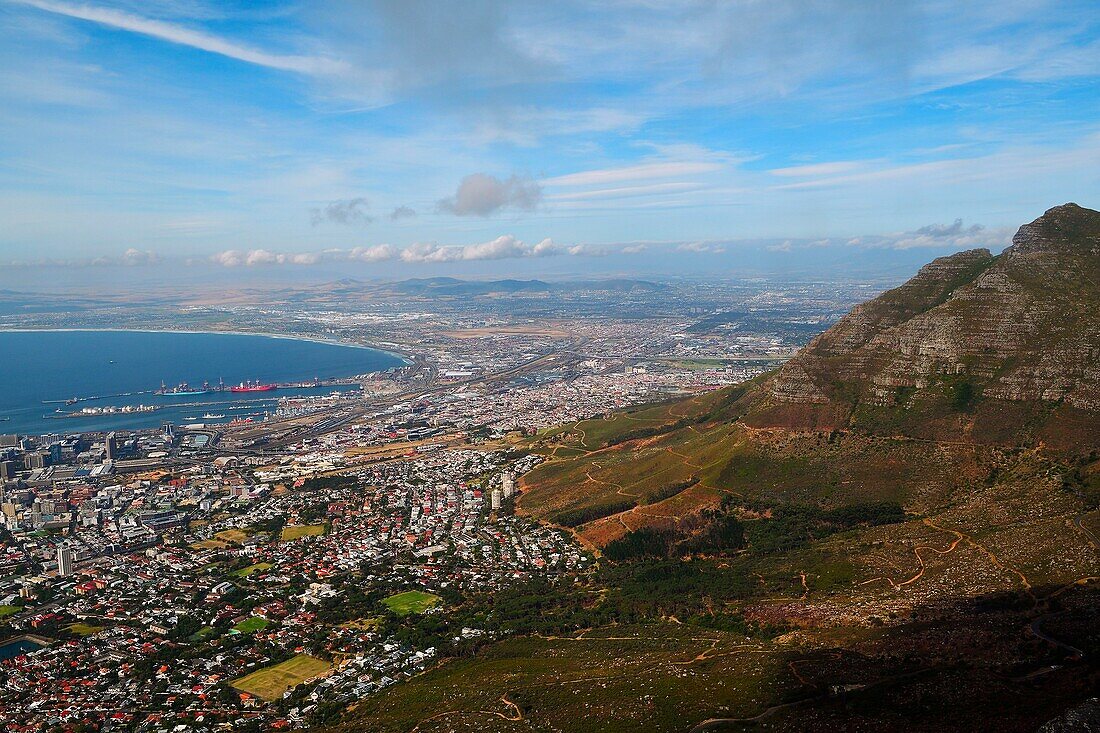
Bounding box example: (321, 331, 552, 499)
(750, 203, 1100, 447)
(333, 205, 1099, 733)
(518, 204, 1100, 550)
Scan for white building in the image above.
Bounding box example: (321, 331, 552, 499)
(57, 544, 73, 576)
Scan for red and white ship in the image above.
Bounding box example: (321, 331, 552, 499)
(229, 380, 277, 393)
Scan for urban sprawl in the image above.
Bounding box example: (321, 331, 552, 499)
(0, 278, 871, 731)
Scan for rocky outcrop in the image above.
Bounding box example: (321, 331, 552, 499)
(756, 203, 1100, 440)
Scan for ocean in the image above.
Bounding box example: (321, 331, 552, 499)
(0, 330, 406, 435)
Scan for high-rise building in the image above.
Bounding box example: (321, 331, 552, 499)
(104, 432, 117, 462)
(490, 488, 502, 510)
(25, 451, 48, 470)
(501, 471, 515, 498)
(162, 422, 175, 441)
(57, 544, 73, 576)
(0, 460, 16, 480)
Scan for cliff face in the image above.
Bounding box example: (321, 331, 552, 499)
(755, 203, 1100, 442)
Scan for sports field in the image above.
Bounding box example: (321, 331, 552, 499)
(66, 623, 104, 636)
(232, 562, 273, 577)
(232, 616, 269, 633)
(280, 524, 327, 541)
(231, 654, 330, 701)
(381, 590, 441, 615)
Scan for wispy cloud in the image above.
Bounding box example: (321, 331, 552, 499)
(549, 181, 705, 202)
(1, 247, 162, 268)
(12, 0, 347, 75)
(769, 161, 867, 178)
(544, 161, 725, 188)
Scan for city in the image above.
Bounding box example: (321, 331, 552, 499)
(0, 277, 850, 731)
(2, 1, 1097, 730)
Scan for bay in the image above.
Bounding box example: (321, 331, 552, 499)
(0, 330, 405, 435)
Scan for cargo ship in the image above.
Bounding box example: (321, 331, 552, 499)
(156, 381, 211, 396)
(229, 381, 277, 393)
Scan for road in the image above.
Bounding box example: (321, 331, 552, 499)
(1029, 615, 1086, 661)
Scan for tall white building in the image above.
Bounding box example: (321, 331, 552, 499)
(57, 544, 73, 576)
(490, 489, 502, 510)
(501, 471, 515, 498)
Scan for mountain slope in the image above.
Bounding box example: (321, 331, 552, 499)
(519, 204, 1100, 546)
(750, 203, 1100, 446)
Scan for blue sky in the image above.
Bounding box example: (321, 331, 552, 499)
(0, 0, 1097, 279)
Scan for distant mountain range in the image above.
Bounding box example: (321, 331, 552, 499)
(381, 276, 665, 296)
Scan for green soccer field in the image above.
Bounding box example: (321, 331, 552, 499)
(381, 590, 442, 615)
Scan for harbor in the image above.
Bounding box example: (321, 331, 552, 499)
(0, 330, 404, 434)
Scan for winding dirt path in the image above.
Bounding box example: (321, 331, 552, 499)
(858, 517, 1034, 599)
(859, 518, 964, 591)
(409, 694, 524, 731)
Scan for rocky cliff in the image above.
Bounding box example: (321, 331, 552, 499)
(751, 203, 1100, 445)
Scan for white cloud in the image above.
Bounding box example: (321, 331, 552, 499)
(400, 236, 559, 263)
(83, 248, 161, 266)
(209, 248, 323, 266)
(120, 247, 160, 265)
(678, 242, 727, 254)
(206, 236, 566, 267)
(348, 244, 397, 262)
(210, 250, 245, 267)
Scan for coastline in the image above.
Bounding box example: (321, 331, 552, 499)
(0, 327, 413, 366)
